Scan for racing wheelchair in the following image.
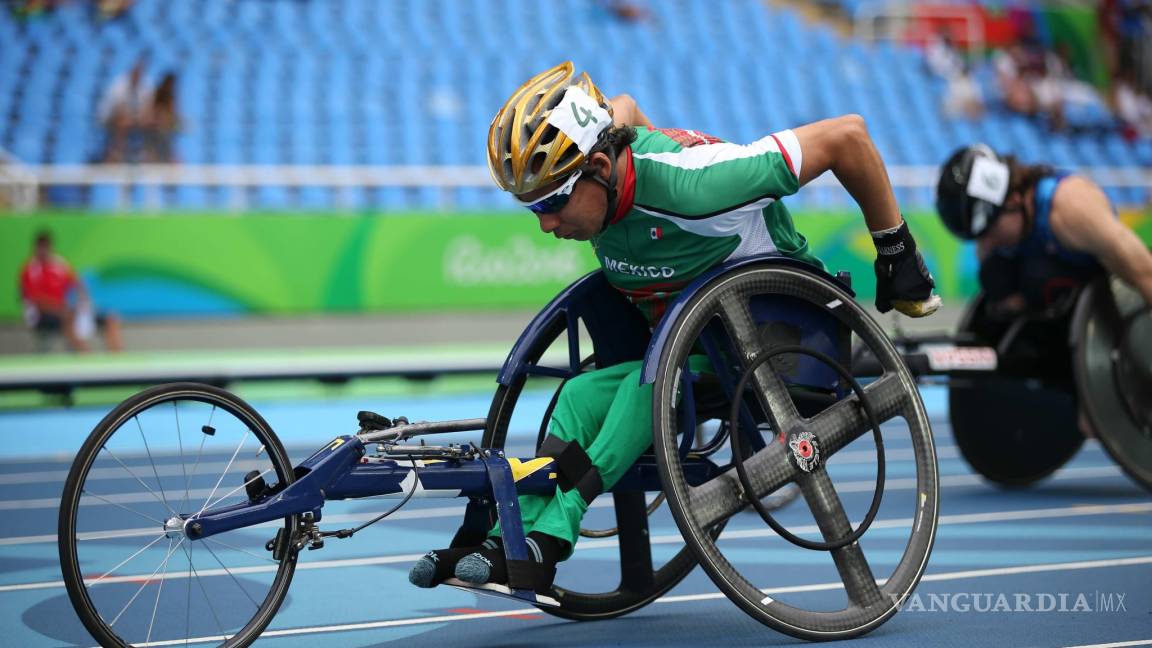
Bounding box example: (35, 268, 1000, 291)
(58, 256, 940, 647)
(855, 275, 1151, 489)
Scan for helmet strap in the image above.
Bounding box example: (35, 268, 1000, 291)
(585, 145, 619, 233)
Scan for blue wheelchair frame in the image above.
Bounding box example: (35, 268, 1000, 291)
(181, 255, 854, 605)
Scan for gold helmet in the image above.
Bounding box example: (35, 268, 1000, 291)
(487, 61, 611, 195)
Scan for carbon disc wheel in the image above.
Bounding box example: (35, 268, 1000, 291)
(652, 263, 939, 640)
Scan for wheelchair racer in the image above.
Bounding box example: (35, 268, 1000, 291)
(936, 145, 1152, 437)
(409, 61, 941, 594)
(936, 144, 1152, 317)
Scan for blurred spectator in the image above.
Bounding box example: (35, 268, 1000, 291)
(1115, 67, 1152, 139)
(925, 32, 964, 80)
(97, 0, 135, 19)
(97, 60, 152, 162)
(993, 43, 1041, 117)
(992, 40, 1107, 132)
(19, 230, 123, 353)
(596, 0, 652, 23)
(10, 0, 63, 18)
(1031, 48, 1072, 131)
(141, 72, 182, 163)
(943, 63, 985, 120)
(1102, 0, 1152, 93)
(924, 32, 984, 120)
(10, 0, 134, 20)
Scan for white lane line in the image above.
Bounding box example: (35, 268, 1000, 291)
(94, 555, 1152, 647)
(7, 501, 1151, 594)
(0, 503, 473, 547)
(1, 487, 227, 511)
(0, 445, 966, 487)
(1059, 636, 1152, 641)
(0, 463, 1137, 545)
(608, 501, 1152, 549)
(0, 459, 1122, 513)
(0, 459, 268, 486)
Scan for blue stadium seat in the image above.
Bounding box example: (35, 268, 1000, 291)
(3, 0, 1143, 210)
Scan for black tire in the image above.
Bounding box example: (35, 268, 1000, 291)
(483, 291, 711, 621)
(1072, 278, 1152, 490)
(651, 264, 939, 640)
(949, 294, 1084, 487)
(59, 383, 298, 647)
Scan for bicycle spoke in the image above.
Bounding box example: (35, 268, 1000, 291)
(181, 542, 228, 639)
(173, 402, 191, 515)
(135, 415, 175, 516)
(185, 543, 192, 648)
(145, 536, 177, 644)
(204, 536, 278, 564)
(100, 445, 180, 518)
(108, 538, 183, 628)
(197, 428, 251, 517)
(82, 488, 168, 526)
(85, 532, 167, 588)
(201, 468, 272, 514)
(201, 541, 260, 609)
(183, 433, 208, 518)
(183, 405, 215, 513)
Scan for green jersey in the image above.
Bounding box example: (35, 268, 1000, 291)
(591, 126, 824, 325)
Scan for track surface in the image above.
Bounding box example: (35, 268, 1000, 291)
(0, 386, 1149, 648)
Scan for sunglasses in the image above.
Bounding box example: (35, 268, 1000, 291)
(518, 170, 582, 215)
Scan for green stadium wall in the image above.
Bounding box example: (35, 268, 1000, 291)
(2, 210, 1149, 320)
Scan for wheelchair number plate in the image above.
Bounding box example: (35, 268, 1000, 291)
(926, 346, 997, 372)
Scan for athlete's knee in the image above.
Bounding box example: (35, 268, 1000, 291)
(553, 370, 601, 414)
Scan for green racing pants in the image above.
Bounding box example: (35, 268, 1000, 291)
(491, 355, 710, 558)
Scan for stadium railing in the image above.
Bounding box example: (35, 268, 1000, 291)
(1, 164, 1149, 212)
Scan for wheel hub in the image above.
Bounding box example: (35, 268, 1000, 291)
(787, 430, 821, 473)
(164, 516, 185, 539)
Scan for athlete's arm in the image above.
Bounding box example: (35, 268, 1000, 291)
(608, 94, 652, 128)
(792, 115, 939, 317)
(1049, 176, 1152, 305)
(791, 114, 902, 232)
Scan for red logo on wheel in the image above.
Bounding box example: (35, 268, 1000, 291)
(788, 431, 821, 472)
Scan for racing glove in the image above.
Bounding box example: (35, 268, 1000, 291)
(872, 219, 942, 318)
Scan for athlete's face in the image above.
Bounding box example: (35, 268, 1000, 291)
(980, 191, 1026, 248)
(517, 153, 610, 242)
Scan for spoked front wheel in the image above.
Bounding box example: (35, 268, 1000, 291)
(58, 383, 298, 648)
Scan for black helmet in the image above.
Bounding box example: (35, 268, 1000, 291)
(936, 144, 1011, 239)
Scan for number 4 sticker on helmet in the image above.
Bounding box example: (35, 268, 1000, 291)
(546, 86, 612, 155)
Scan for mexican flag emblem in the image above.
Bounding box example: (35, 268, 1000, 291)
(650, 226, 663, 240)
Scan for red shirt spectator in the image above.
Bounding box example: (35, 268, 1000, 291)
(20, 252, 77, 309)
(18, 231, 123, 352)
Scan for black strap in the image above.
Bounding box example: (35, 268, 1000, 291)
(584, 143, 618, 233)
(536, 435, 604, 505)
(506, 558, 557, 594)
(572, 467, 604, 506)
